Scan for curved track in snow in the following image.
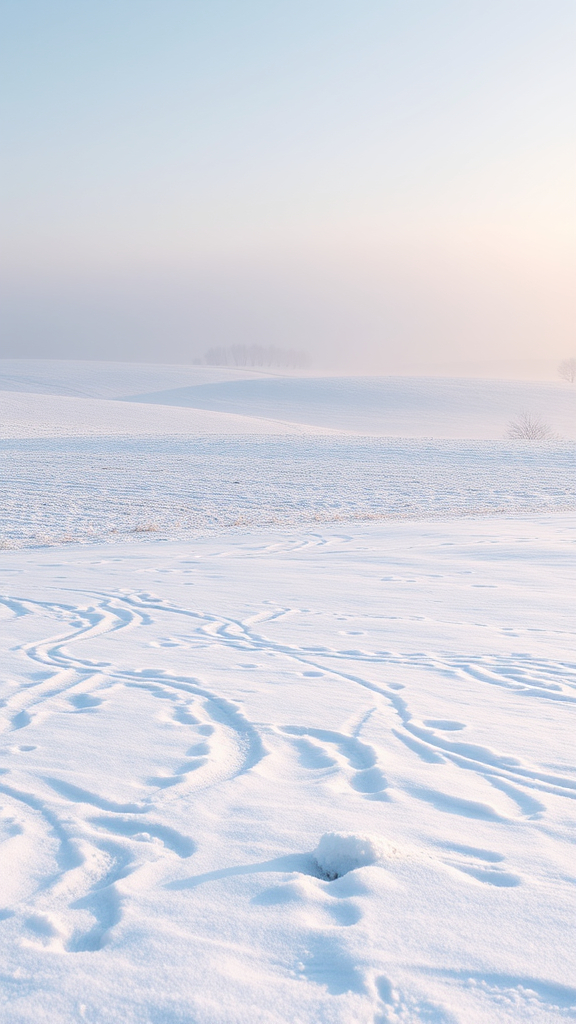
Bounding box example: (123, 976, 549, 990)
(0, 517, 575, 1022)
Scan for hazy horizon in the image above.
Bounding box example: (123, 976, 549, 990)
(1, 1, 575, 375)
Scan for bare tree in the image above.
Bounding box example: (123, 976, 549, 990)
(506, 412, 557, 440)
(203, 345, 230, 366)
(558, 358, 576, 383)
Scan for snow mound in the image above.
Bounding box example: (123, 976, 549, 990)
(313, 832, 389, 879)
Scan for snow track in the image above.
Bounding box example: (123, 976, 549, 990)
(1, 516, 575, 1022)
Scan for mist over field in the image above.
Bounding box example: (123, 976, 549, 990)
(2, 247, 573, 377)
(1, 3, 575, 1023)
(1, 2, 574, 376)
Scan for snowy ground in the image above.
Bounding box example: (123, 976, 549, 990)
(120, 375, 576, 439)
(1, 359, 575, 439)
(1, 362, 575, 1022)
(1, 518, 575, 1023)
(1, 436, 574, 549)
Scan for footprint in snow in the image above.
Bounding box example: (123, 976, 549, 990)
(437, 842, 522, 887)
(281, 725, 388, 798)
(374, 976, 456, 1024)
(68, 693, 104, 711)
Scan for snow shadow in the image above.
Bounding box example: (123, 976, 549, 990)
(165, 853, 325, 891)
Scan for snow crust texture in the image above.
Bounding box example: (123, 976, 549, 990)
(0, 516, 575, 1023)
(1, 436, 574, 549)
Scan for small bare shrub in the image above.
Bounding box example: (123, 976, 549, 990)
(506, 412, 557, 440)
(558, 358, 576, 383)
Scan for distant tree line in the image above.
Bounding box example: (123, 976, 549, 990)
(199, 344, 309, 369)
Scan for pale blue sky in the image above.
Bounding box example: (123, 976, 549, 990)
(1, 1, 574, 371)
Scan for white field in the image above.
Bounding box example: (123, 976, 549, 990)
(1, 361, 575, 1023)
(1, 358, 575, 439)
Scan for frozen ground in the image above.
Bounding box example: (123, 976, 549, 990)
(1, 361, 575, 1022)
(1, 436, 574, 549)
(1, 517, 575, 1023)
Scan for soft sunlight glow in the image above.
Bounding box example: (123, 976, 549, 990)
(1, 0, 574, 373)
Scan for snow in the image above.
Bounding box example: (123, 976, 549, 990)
(1, 518, 575, 1022)
(1, 361, 575, 1022)
(1, 435, 574, 549)
(122, 374, 576, 439)
(0, 390, 321, 440)
(1, 360, 575, 439)
(313, 833, 393, 879)
(0, 359, 266, 399)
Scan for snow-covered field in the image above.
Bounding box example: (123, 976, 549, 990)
(1, 362, 575, 1022)
(2, 358, 575, 439)
(1, 436, 574, 549)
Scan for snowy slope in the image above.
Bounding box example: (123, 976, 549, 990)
(1, 516, 575, 1023)
(0, 360, 310, 440)
(2, 360, 575, 438)
(123, 374, 576, 439)
(0, 359, 267, 399)
(0, 390, 326, 440)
